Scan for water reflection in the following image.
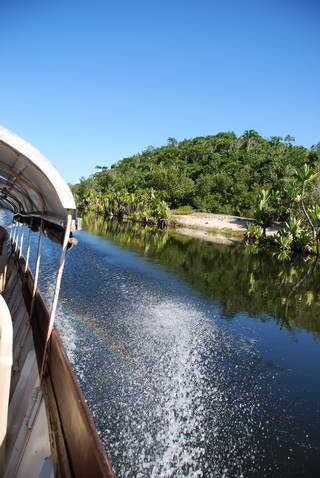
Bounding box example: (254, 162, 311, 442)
(10, 210, 319, 477)
(68, 216, 320, 476)
(83, 215, 320, 337)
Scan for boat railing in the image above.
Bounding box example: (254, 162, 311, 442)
(3, 225, 114, 477)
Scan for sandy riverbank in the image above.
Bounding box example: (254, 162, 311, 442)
(171, 213, 277, 244)
(173, 227, 240, 245)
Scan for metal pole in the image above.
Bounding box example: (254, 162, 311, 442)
(12, 223, 17, 247)
(30, 219, 43, 319)
(19, 225, 24, 259)
(16, 222, 23, 252)
(24, 223, 32, 272)
(15, 223, 20, 250)
(40, 212, 72, 380)
(12, 223, 16, 244)
(14, 222, 21, 252)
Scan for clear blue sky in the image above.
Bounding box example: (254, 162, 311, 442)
(1, 0, 319, 183)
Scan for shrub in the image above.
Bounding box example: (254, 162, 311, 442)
(172, 205, 195, 215)
(244, 224, 264, 244)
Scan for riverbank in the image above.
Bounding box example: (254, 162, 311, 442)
(171, 213, 277, 243)
(173, 227, 240, 245)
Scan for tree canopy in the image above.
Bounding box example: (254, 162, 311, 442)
(72, 130, 320, 225)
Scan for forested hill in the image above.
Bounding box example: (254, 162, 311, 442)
(73, 131, 320, 224)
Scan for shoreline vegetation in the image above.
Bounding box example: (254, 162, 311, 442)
(72, 130, 320, 261)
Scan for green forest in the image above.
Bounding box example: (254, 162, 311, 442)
(72, 130, 320, 260)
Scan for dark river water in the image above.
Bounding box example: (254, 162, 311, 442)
(12, 214, 320, 477)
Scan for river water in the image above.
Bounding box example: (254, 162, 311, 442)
(12, 215, 320, 477)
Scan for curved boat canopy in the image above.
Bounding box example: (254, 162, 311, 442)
(0, 125, 76, 230)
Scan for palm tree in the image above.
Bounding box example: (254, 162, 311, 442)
(255, 189, 272, 236)
(294, 164, 318, 239)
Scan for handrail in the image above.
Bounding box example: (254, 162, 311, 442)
(0, 295, 13, 475)
(15, 253, 114, 477)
